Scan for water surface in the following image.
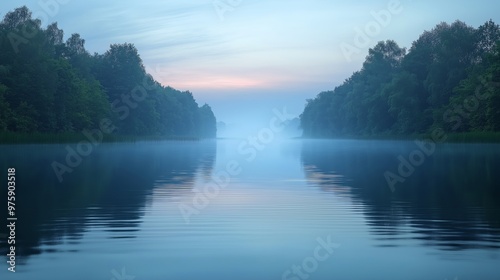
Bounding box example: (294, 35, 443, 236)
(0, 139, 499, 279)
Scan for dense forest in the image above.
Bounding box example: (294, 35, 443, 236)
(0, 6, 216, 138)
(301, 20, 500, 138)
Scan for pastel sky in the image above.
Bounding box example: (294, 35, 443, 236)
(2, 0, 500, 128)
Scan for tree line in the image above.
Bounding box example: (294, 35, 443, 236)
(301, 20, 500, 138)
(0, 6, 216, 138)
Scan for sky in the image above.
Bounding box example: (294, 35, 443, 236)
(1, 0, 500, 132)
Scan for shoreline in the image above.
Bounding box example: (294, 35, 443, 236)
(2, 131, 500, 144)
(0, 132, 205, 145)
(299, 131, 500, 143)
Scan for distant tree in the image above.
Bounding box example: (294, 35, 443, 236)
(198, 104, 217, 138)
(1, 6, 36, 29)
(475, 20, 500, 61)
(66, 33, 86, 56)
(46, 22, 64, 46)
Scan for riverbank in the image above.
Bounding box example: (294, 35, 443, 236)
(438, 132, 500, 143)
(0, 132, 203, 144)
(300, 131, 500, 143)
(2, 131, 500, 144)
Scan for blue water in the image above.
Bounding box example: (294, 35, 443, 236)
(0, 139, 499, 279)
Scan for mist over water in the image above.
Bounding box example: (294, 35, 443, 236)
(216, 108, 302, 139)
(1, 139, 499, 280)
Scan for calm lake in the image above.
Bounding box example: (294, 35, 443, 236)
(0, 139, 499, 280)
